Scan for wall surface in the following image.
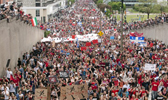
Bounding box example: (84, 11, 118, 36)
(0, 19, 44, 76)
(132, 23, 168, 45)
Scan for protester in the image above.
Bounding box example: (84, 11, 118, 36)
(0, 0, 167, 100)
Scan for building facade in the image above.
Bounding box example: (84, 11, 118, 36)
(19, 0, 66, 23)
(0, 0, 14, 4)
(104, 0, 139, 7)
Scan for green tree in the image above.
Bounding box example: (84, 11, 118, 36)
(68, 0, 75, 6)
(97, 0, 103, 5)
(105, 9, 112, 17)
(108, 2, 126, 13)
(134, 0, 157, 19)
(157, 1, 168, 16)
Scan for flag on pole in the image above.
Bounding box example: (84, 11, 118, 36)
(31, 17, 38, 26)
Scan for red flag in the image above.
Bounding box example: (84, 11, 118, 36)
(72, 23, 76, 26)
(92, 40, 98, 44)
(10, 75, 14, 81)
(86, 42, 91, 46)
(92, 9, 95, 11)
(83, 9, 86, 11)
(81, 47, 86, 51)
(150, 43, 153, 47)
(72, 35, 76, 39)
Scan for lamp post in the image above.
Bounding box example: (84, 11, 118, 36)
(120, 0, 124, 51)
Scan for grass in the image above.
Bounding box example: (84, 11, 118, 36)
(114, 14, 159, 23)
(127, 8, 139, 13)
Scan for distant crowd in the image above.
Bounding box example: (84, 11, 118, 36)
(0, 0, 167, 100)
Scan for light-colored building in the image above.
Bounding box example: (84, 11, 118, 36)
(19, 0, 67, 23)
(0, 0, 14, 4)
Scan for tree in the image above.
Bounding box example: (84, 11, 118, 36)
(68, 0, 75, 6)
(134, 0, 157, 19)
(108, 2, 126, 13)
(157, 1, 168, 16)
(105, 9, 112, 17)
(97, 3, 111, 12)
(97, 0, 103, 5)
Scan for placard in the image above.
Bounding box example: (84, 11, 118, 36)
(35, 88, 48, 100)
(144, 63, 156, 71)
(60, 87, 67, 100)
(47, 76, 58, 84)
(111, 45, 116, 50)
(66, 85, 79, 100)
(77, 84, 88, 99)
(59, 71, 69, 78)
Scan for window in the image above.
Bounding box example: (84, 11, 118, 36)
(36, 0, 40, 2)
(36, 10, 40, 17)
(36, 3, 41, 7)
(43, 16, 46, 23)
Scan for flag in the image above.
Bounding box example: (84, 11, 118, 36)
(130, 36, 144, 43)
(139, 42, 147, 47)
(72, 35, 76, 39)
(92, 9, 96, 11)
(10, 75, 14, 81)
(86, 42, 91, 46)
(81, 47, 86, 51)
(83, 9, 86, 11)
(77, 22, 82, 26)
(110, 36, 115, 40)
(31, 17, 38, 26)
(92, 40, 98, 44)
(76, 38, 79, 48)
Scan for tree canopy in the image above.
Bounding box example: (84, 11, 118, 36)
(133, 0, 158, 19)
(108, 2, 126, 12)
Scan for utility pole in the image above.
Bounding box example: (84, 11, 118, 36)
(100, 11, 102, 31)
(120, 0, 124, 51)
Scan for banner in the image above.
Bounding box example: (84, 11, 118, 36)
(59, 71, 69, 78)
(60, 87, 67, 100)
(77, 84, 88, 99)
(60, 84, 88, 100)
(35, 88, 48, 100)
(66, 85, 79, 100)
(144, 63, 156, 71)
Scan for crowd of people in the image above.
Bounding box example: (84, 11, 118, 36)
(0, 0, 168, 100)
(0, 1, 33, 24)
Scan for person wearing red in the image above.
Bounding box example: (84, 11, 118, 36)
(151, 79, 159, 100)
(161, 75, 168, 88)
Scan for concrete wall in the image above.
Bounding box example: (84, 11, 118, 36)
(132, 23, 168, 45)
(0, 19, 44, 76)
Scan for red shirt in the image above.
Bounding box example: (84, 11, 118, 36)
(111, 90, 119, 95)
(91, 85, 97, 90)
(152, 82, 159, 91)
(13, 78, 19, 86)
(141, 90, 147, 97)
(161, 80, 168, 88)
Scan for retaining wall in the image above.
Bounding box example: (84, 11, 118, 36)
(133, 23, 168, 45)
(0, 19, 44, 76)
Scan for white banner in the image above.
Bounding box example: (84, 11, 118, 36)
(41, 34, 99, 43)
(144, 63, 156, 71)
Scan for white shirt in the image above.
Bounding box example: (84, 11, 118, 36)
(9, 84, 16, 92)
(6, 70, 13, 79)
(2, 90, 9, 99)
(123, 84, 130, 90)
